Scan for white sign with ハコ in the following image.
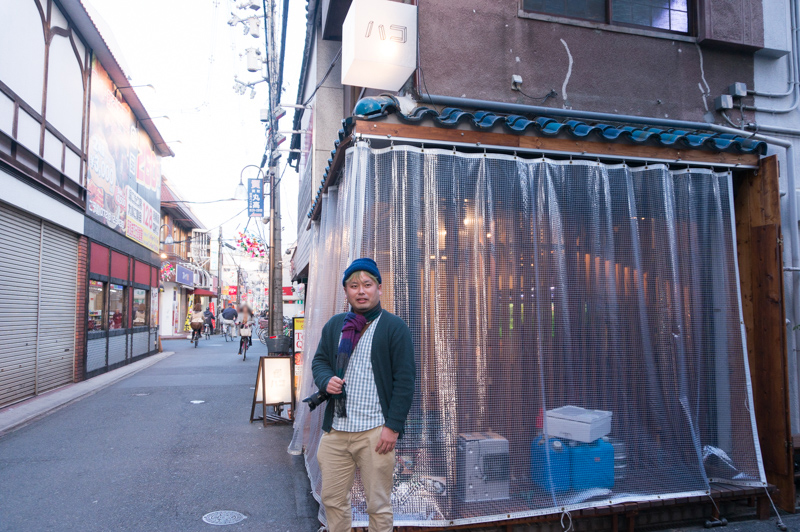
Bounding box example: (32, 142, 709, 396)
(342, 0, 417, 91)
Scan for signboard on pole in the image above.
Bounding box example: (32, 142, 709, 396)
(247, 178, 264, 218)
(176, 265, 192, 286)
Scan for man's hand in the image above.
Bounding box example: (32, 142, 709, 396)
(326, 376, 344, 395)
(375, 426, 398, 455)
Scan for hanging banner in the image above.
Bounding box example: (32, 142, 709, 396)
(86, 55, 161, 253)
(248, 178, 264, 218)
(184, 294, 195, 331)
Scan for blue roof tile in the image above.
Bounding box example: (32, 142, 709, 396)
(352, 95, 767, 156)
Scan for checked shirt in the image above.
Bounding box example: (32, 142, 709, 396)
(332, 312, 384, 432)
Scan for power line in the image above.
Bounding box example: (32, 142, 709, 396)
(162, 198, 242, 205)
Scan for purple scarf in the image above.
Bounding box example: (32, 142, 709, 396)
(334, 304, 381, 418)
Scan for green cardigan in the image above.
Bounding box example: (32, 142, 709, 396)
(311, 310, 416, 436)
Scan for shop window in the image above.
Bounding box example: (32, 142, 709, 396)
(108, 283, 126, 330)
(521, 0, 690, 34)
(133, 288, 148, 326)
(88, 280, 106, 331)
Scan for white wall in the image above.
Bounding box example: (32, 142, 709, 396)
(0, 0, 46, 113)
(46, 34, 84, 147)
(159, 283, 177, 336)
(755, 0, 800, 432)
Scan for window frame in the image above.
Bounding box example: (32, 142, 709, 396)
(108, 282, 127, 330)
(132, 287, 149, 327)
(519, 0, 694, 36)
(88, 280, 107, 331)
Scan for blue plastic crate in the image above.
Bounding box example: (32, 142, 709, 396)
(569, 438, 614, 491)
(530, 435, 571, 493)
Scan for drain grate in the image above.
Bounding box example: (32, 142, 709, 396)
(202, 511, 247, 525)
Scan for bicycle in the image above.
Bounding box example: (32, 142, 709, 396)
(221, 320, 233, 342)
(190, 326, 200, 348)
(239, 324, 252, 361)
(203, 322, 211, 340)
(257, 317, 270, 346)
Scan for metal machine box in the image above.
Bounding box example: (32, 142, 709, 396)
(457, 431, 510, 502)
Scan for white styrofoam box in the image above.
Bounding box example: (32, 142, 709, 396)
(545, 405, 612, 443)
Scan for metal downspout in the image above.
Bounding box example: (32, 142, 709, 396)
(743, 0, 800, 113)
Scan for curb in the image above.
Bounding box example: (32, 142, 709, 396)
(0, 351, 175, 438)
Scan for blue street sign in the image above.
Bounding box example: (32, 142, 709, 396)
(176, 264, 193, 286)
(248, 178, 264, 218)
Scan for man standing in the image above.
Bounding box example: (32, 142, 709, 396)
(312, 258, 415, 532)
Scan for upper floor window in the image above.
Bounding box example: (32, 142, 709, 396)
(521, 0, 690, 34)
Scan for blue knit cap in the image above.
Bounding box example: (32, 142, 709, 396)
(342, 258, 382, 286)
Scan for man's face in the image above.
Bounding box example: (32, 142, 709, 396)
(344, 272, 381, 313)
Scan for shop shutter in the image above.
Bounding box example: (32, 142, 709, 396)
(0, 203, 42, 407)
(36, 221, 77, 393)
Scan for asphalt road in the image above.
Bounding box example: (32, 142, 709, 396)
(0, 337, 319, 532)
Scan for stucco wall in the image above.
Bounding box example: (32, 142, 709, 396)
(418, 0, 756, 123)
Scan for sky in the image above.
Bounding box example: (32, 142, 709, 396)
(86, 0, 307, 272)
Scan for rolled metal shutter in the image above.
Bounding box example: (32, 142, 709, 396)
(0, 203, 42, 407)
(36, 221, 77, 393)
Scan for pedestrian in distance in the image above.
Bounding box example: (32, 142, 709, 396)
(311, 258, 415, 532)
(203, 307, 215, 334)
(189, 303, 204, 342)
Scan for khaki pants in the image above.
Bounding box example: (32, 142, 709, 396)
(317, 426, 395, 532)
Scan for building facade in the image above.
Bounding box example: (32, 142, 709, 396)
(0, 0, 172, 404)
(159, 175, 215, 338)
(288, 0, 798, 526)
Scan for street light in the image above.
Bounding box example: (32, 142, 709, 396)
(236, 164, 265, 200)
(160, 223, 174, 246)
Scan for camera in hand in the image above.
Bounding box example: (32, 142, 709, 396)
(303, 389, 330, 411)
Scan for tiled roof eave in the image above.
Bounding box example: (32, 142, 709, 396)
(352, 95, 768, 156)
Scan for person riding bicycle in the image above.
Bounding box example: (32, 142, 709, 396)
(220, 303, 238, 338)
(203, 307, 215, 334)
(237, 304, 254, 355)
(189, 303, 205, 342)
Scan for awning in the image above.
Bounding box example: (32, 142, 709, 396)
(192, 288, 217, 297)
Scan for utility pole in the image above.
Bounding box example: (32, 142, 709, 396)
(216, 228, 223, 331)
(237, 266, 242, 307)
(264, 0, 284, 336)
(268, 164, 283, 335)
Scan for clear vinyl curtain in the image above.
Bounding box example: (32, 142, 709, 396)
(289, 142, 766, 527)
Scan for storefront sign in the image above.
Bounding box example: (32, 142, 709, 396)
(150, 290, 159, 328)
(294, 317, 304, 353)
(86, 56, 161, 253)
(184, 294, 194, 331)
(227, 286, 238, 296)
(248, 178, 264, 218)
(342, 0, 417, 91)
(176, 264, 192, 286)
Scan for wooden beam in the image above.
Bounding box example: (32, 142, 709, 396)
(355, 120, 760, 167)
